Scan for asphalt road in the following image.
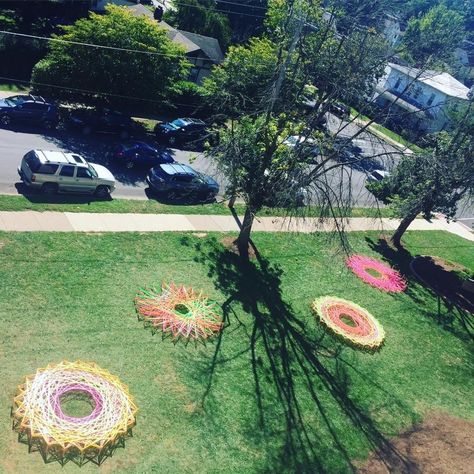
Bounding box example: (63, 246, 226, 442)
(0, 125, 217, 199)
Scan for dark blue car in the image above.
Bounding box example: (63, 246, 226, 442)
(108, 141, 175, 169)
(146, 163, 219, 201)
(0, 94, 60, 129)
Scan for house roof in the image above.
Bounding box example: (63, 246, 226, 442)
(95, 2, 223, 63)
(175, 30, 224, 63)
(388, 62, 470, 100)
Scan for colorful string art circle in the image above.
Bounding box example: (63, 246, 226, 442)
(135, 283, 223, 341)
(312, 296, 385, 350)
(12, 361, 137, 465)
(346, 255, 407, 293)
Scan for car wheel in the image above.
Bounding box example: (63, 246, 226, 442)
(0, 114, 11, 126)
(43, 120, 56, 130)
(119, 130, 129, 139)
(125, 160, 134, 169)
(42, 183, 58, 195)
(95, 185, 110, 198)
(82, 125, 92, 135)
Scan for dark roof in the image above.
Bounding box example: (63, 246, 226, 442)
(176, 30, 224, 63)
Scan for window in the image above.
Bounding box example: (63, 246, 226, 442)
(22, 103, 46, 111)
(427, 93, 436, 106)
(173, 175, 193, 183)
(188, 67, 199, 83)
(76, 167, 93, 179)
(59, 165, 75, 177)
(38, 164, 59, 175)
(394, 77, 402, 90)
(24, 152, 41, 172)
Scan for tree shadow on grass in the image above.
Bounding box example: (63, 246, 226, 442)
(182, 235, 418, 473)
(365, 237, 474, 343)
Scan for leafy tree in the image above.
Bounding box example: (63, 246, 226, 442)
(401, 4, 465, 65)
(203, 37, 297, 117)
(164, 0, 232, 49)
(368, 119, 474, 247)
(31, 5, 190, 106)
(215, 0, 268, 43)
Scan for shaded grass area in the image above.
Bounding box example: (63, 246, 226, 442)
(0, 82, 28, 93)
(0, 194, 392, 218)
(0, 230, 472, 473)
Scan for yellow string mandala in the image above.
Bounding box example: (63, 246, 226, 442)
(12, 361, 138, 466)
(135, 283, 223, 342)
(312, 296, 385, 350)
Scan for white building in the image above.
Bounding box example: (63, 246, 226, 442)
(381, 14, 402, 46)
(373, 62, 470, 132)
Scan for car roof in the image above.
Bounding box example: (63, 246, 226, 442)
(174, 118, 205, 125)
(159, 163, 197, 176)
(32, 149, 88, 166)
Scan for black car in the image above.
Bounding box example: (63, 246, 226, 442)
(146, 163, 219, 200)
(154, 118, 207, 146)
(328, 102, 350, 118)
(67, 108, 141, 138)
(0, 94, 60, 129)
(108, 141, 175, 168)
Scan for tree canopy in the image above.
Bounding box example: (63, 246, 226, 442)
(31, 5, 190, 105)
(401, 4, 465, 65)
(368, 118, 474, 247)
(164, 0, 232, 49)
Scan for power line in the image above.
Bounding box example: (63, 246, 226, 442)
(0, 29, 217, 64)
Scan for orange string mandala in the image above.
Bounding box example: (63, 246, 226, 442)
(312, 296, 385, 350)
(135, 283, 223, 341)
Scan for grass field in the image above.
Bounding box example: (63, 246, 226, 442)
(0, 194, 393, 218)
(0, 82, 29, 93)
(0, 230, 472, 473)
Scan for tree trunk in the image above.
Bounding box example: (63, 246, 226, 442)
(391, 211, 419, 248)
(236, 206, 255, 260)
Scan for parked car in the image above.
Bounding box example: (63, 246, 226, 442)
(108, 141, 175, 168)
(283, 135, 321, 156)
(18, 149, 116, 197)
(328, 102, 350, 118)
(0, 94, 60, 129)
(154, 118, 207, 146)
(67, 108, 141, 138)
(367, 169, 390, 182)
(146, 163, 219, 200)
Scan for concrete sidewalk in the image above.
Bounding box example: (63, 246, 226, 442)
(0, 211, 473, 242)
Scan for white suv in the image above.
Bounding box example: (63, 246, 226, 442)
(18, 150, 116, 197)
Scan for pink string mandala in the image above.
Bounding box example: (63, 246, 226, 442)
(135, 283, 223, 341)
(312, 296, 385, 350)
(346, 255, 407, 293)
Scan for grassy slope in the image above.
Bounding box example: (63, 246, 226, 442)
(0, 230, 472, 473)
(0, 194, 392, 218)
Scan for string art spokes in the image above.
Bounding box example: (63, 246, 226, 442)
(12, 361, 137, 465)
(312, 296, 385, 350)
(346, 255, 407, 293)
(135, 283, 223, 341)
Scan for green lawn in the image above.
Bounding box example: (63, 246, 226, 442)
(350, 108, 423, 152)
(0, 230, 472, 473)
(0, 194, 393, 218)
(0, 82, 28, 93)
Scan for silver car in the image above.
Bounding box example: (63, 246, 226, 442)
(18, 149, 116, 197)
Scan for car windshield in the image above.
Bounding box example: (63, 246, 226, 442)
(88, 165, 98, 178)
(5, 96, 27, 106)
(169, 119, 187, 129)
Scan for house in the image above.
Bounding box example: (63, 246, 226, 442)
(372, 62, 471, 132)
(380, 14, 402, 46)
(455, 40, 474, 86)
(92, 1, 224, 84)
